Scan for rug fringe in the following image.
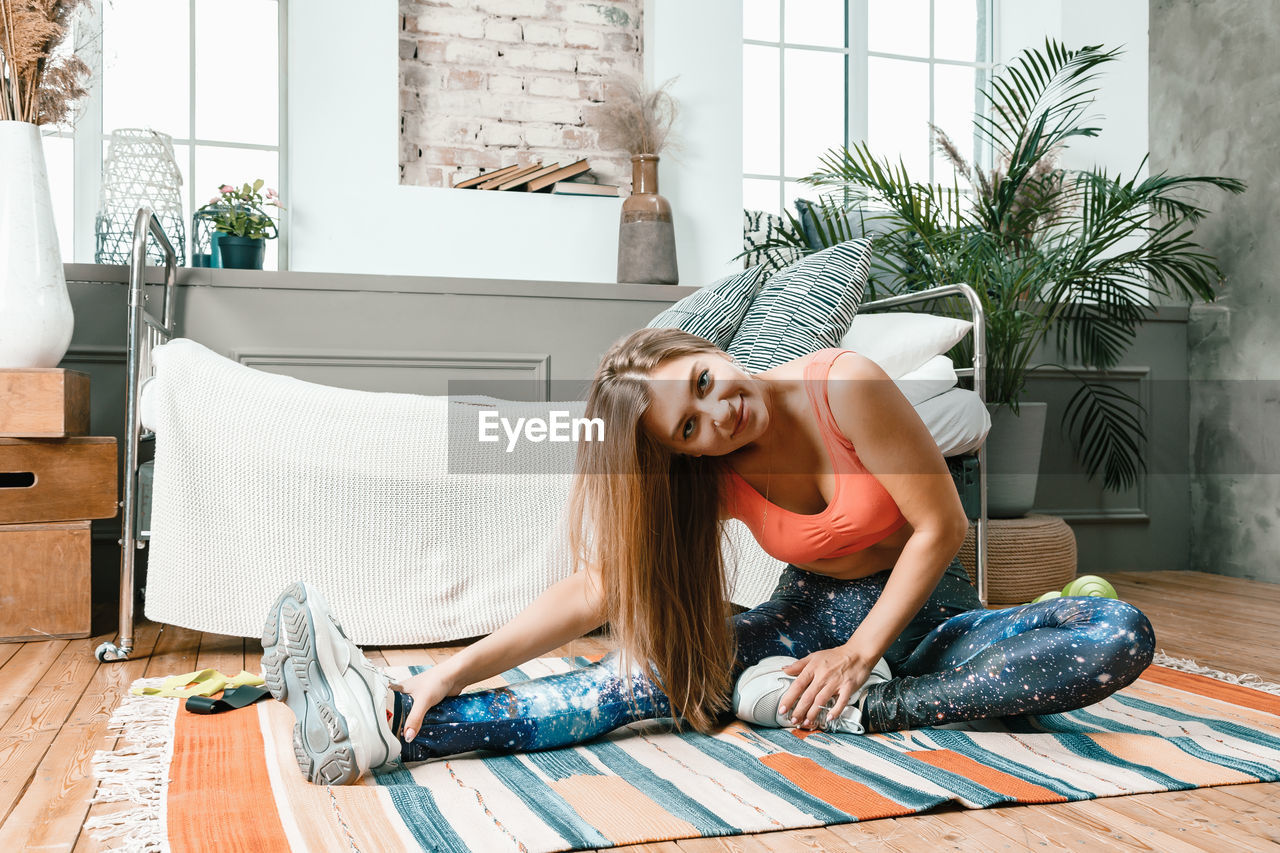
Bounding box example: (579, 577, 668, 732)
(84, 677, 178, 852)
(1153, 650, 1280, 696)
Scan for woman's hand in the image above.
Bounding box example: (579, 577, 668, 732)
(778, 647, 874, 729)
(393, 664, 464, 742)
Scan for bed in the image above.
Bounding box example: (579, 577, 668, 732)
(94, 211, 990, 660)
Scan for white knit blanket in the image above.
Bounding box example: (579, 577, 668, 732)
(141, 339, 787, 644)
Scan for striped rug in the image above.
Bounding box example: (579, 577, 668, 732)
(90, 659, 1280, 852)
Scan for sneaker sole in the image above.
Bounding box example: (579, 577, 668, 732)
(261, 582, 395, 785)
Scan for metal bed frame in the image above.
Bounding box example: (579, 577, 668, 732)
(96, 209, 177, 663)
(94, 215, 988, 661)
(860, 284, 989, 605)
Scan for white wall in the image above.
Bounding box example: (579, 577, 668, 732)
(287, 1, 1143, 283)
(287, 0, 741, 286)
(644, 0, 744, 288)
(999, 0, 1149, 176)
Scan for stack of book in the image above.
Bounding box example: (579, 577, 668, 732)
(452, 159, 619, 196)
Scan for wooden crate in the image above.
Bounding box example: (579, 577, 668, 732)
(0, 520, 92, 642)
(0, 369, 90, 438)
(0, 437, 118, 524)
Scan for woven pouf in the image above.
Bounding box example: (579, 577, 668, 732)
(957, 513, 1077, 606)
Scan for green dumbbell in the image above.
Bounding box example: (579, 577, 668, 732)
(1030, 590, 1062, 604)
(1061, 575, 1119, 599)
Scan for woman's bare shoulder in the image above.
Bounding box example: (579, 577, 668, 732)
(827, 350, 890, 384)
(826, 351, 936, 458)
(757, 349, 825, 380)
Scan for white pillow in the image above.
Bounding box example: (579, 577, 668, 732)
(915, 388, 990, 456)
(841, 313, 973, 379)
(894, 354, 957, 406)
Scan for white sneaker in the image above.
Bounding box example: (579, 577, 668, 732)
(261, 581, 400, 785)
(732, 655, 893, 734)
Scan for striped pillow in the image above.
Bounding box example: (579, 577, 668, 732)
(742, 209, 804, 272)
(645, 264, 769, 349)
(728, 238, 872, 372)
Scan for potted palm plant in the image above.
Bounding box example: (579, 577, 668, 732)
(758, 40, 1244, 514)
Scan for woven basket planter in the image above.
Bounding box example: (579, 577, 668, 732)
(957, 513, 1078, 606)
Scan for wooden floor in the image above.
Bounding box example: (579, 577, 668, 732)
(2, 571, 1279, 852)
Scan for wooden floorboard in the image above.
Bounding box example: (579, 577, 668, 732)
(0, 622, 163, 853)
(0, 570, 1277, 851)
(1109, 571, 1280, 683)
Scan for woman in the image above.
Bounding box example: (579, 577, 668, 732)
(262, 327, 1156, 786)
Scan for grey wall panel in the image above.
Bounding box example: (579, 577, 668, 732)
(231, 350, 553, 396)
(1024, 311, 1191, 574)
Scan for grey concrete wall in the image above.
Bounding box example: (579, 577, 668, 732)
(1150, 0, 1280, 582)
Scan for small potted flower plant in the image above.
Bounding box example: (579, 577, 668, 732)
(200, 180, 283, 269)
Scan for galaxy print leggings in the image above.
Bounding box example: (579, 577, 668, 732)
(395, 558, 1156, 762)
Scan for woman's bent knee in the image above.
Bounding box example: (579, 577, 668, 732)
(1079, 598, 1156, 696)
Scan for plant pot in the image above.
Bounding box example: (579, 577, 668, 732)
(617, 154, 678, 285)
(0, 121, 74, 368)
(218, 235, 265, 270)
(985, 402, 1048, 518)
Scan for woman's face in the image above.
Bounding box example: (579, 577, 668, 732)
(639, 351, 770, 456)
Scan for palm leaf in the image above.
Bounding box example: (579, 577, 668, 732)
(1060, 372, 1147, 490)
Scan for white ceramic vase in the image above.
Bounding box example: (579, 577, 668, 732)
(0, 120, 74, 368)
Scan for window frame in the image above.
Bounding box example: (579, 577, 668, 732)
(743, 0, 999, 217)
(46, 0, 289, 268)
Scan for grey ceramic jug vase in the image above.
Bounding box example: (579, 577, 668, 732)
(617, 154, 678, 285)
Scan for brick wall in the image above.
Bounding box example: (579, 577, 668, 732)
(399, 0, 643, 190)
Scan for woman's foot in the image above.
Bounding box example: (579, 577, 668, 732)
(732, 655, 893, 734)
(261, 581, 401, 784)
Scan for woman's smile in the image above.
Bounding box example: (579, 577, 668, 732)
(731, 394, 747, 438)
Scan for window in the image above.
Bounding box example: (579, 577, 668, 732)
(42, 0, 287, 269)
(743, 0, 994, 217)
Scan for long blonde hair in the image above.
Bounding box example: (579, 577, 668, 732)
(565, 328, 736, 732)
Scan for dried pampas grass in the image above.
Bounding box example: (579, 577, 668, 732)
(592, 74, 680, 157)
(932, 121, 1072, 241)
(1, 0, 90, 125)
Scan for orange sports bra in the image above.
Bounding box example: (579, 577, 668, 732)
(723, 348, 907, 564)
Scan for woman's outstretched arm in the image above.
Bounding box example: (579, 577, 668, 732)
(397, 565, 606, 740)
(779, 352, 969, 728)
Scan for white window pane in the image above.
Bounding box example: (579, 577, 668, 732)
(103, 0, 190, 137)
(934, 0, 987, 62)
(783, 49, 844, 177)
(784, 0, 844, 48)
(195, 0, 279, 145)
(743, 45, 781, 176)
(195, 146, 281, 270)
(867, 57, 930, 181)
(744, 0, 779, 41)
(783, 181, 821, 216)
(42, 134, 75, 259)
(867, 0, 928, 58)
(171, 143, 191, 254)
(933, 64, 979, 186)
(744, 178, 783, 216)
